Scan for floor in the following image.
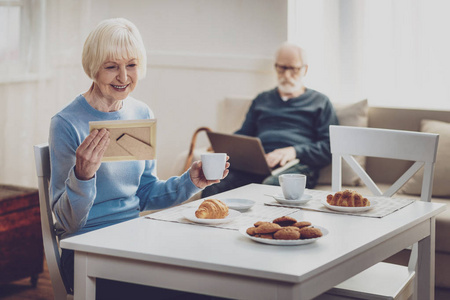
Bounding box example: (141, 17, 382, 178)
(1, 260, 450, 300)
(0, 259, 53, 300)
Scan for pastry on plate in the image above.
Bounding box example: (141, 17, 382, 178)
(254, 222, 282, 234)
(293, 221, 311, 229)
(274, 227, 301, 240)
(246, 227, 257, 236)
(257, 233, 274, 239)
(272, 216, 297, 227)
(299, 227, 323, 239)
(326, 190, 370, 207)
(195, 199, 229, 219)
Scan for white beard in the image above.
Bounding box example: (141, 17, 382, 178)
(278, 78, 304, 94)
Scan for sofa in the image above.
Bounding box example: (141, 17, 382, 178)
(172, 97, 450, 290)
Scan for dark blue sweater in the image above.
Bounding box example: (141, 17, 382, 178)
(235, 88, 338, 168)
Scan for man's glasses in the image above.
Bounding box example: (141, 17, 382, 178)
(275, 63, 304, 75)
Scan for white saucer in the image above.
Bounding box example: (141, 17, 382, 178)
(220, 198, 256, 211)
(270, 193, 313, 205)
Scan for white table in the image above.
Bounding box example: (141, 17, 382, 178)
(60, 184, 446, 300)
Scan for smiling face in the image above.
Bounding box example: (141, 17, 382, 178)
(93, 57, 139, 103)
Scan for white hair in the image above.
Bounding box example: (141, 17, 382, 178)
(82, 18, 147, 80)
(276, 42, 308, 65)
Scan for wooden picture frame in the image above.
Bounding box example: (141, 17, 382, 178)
(89, 119, 157, 162)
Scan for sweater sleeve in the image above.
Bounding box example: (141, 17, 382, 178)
(136, 161, 201, 211)
(49, 116, 97, 234)
(293, 100, 339, 168)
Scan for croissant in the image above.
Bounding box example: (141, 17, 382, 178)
(326, 190, 370, 207)
(195, 199, 229, 219)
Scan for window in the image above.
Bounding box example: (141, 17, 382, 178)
(289, 0, 450, 110)
(0, 0, 46, 82)
(0, 4, 21, 64)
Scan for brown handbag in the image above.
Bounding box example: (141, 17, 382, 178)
(183, 127, 214, 172)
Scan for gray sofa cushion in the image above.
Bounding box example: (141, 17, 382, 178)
(317, 99, 369, 186)
(402, 119, 450, 197)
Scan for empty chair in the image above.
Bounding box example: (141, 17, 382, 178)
(318, 125, 439, 300)
(34, 143, 73, 300)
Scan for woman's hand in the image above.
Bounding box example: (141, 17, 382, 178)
(265, 146, 296, 168)
(189, 157, 230, 189)
(75, 128, 110, 180)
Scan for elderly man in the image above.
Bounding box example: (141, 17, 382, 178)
(202, 42, 338, 197)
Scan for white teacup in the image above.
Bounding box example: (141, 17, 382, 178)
(279, 174, 306, 200)
(201, 153, 226, 180)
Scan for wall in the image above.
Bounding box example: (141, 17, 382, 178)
(102, 0, 287, 179)
(0, 0, 287, 186)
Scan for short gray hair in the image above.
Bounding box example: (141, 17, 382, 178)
(276, 42, 308, 65)
(82, 18, 147, 80)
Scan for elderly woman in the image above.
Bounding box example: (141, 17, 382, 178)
(49, 18, 228, 298)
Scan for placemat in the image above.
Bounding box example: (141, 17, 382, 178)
(264, 189, 415, 218)
(145, 203, 300, 230)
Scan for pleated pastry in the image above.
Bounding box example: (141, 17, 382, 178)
(195, 199, 229, 219)
(326, 190, 370, 207)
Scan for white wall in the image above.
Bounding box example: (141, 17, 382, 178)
(0, 0, 287, 187)
(289, 0, 450, 110)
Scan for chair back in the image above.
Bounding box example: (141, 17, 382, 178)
(34, 143, 73, 299)
(326, 126, 439, 300)
(330, 125, 439, 202)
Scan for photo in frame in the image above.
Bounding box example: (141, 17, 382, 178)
(89, 119, 157, 162)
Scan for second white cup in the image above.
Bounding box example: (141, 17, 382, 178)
(279, 174, 306, 200)
(201, 153, 226, 180)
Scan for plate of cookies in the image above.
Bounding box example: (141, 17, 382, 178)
(182, 198, 241, 224)
(322, 190, 376, 212)
(239, 216, 328, 245)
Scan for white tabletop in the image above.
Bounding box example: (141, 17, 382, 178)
(61, 184, 446, 299)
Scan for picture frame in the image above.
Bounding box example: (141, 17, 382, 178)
(89, 119, 157, 162)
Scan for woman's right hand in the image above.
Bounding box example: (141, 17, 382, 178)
(75, 128, 110, 180)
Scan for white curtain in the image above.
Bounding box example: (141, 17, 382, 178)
(289, 0, 450, 110)
(0, 0, 92, 187)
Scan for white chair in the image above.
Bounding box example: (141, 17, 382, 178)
(34, 143, 73, 300)
(316, 125, 439, 300)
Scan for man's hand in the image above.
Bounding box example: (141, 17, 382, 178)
(265, 146, 296, 168)
(75, 128, 110, 180)
(189, 157, 230, 189)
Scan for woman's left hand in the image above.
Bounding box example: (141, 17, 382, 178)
(189, 158, 230, 189)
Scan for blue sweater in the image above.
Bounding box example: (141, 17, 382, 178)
(235, 88, 338, 168)
(49, 95, 201, 239)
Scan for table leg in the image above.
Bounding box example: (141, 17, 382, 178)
(74, 251, 96, 300)
(416, 217, 435, 300)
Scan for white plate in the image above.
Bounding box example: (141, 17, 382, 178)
(239, 226, 328, 246)
(269, 193, 313, 205)
(182, 208, 241, 224)
(321, 199, 377, 212)
(220, 198, 256, 211)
